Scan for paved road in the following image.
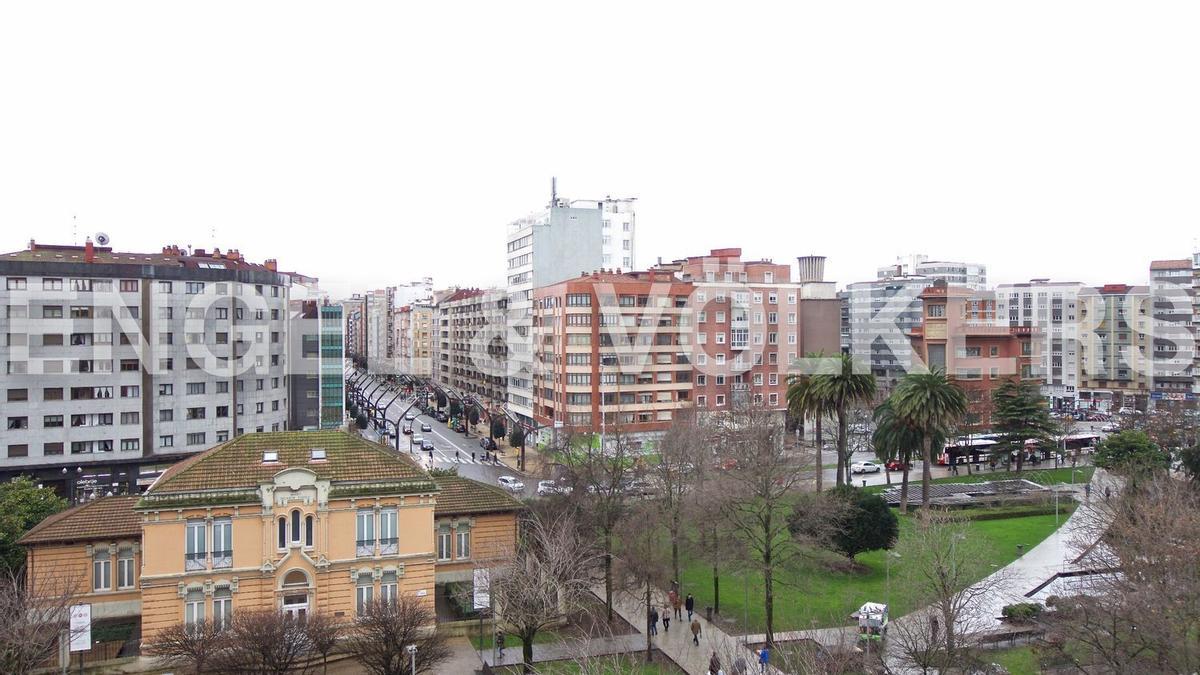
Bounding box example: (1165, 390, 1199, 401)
(364, 390, 540, 499)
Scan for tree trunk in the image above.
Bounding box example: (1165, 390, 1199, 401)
(522, 638, 534, 673)
(604, 532, 614, 622)
(671, 510, 680, 588)
(712, 562, 720, 615)
(763, 511, 774, 646)
(837, 404, 850, 487)
(899, 461, 910, 514)
(942, 604, 956, 663)
(815, 416, 824, 492)
(645, 581, 654, 661)
(1015, 444, 1025, 474)
(922, 435, 934, 509)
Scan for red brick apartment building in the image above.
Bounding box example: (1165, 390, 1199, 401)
(531, 249, 841, 445)
(532, 270, 695, 445)
(909, 280, 1040, 424)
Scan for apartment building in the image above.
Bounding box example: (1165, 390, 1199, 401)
(658, 249, 840, 418)
(434, 288, 507, 405)
(364, 287, 397, 374)
(877, 254, 988, 290)
(505, 197, 611, 427)
(287, 300, 345, 430)
(396, 303, 434, 378)
(845, 275, 933, 387)
(532, 270, 693, 447)
(19, 430, 521, 657)
(342, 295, 366, 368)
(1149, 259, 1197, 403)
(0, 241, 297, 501)
(909, 280, 1039, 425)
(1077, 284, 1152, 412)
(995, 280, 1084, 410)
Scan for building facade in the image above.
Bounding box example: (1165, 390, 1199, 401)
(876, 254, 988, 290)
(0, 241, 297, 501)
(287, 300, 345, 431)
(995, 280, 1084, 410)
(908, 280, 1039, 426)
(532, 270, 694, 447)
(1149, 259, 1198, 404)
(20, 430, 521, 653)
(396, 303, 434, 378)
(1077, 284, 1152, 412)
(434, 289, 507, 405)
(364, 288, 397, 374)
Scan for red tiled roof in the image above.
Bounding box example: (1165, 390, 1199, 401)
(18, 496, 141, 546)
(1150, 259, 1192, 271)
(432, 476, 522, 516)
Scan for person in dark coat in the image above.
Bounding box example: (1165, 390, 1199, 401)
(709, 652, 722, 674)
(649, 607, 659, 635)
(685, 593, 696, 620)
(672, 592, 683, 619)
(690, 618, 702, 645)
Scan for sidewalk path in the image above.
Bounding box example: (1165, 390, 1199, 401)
(479, 633, 647, 669)
(592, 585, 787, 675)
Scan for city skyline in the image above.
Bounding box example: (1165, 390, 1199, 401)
(4, 3, 1199, 298)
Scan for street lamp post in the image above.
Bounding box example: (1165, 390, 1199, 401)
(886, 551, 901, 610)
(405, 644, 417, 675)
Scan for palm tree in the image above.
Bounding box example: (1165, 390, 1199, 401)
(874, 399, 945, 513)
(890, 369, 968, 509)
(787, 353, 833, 491)
(807, 354, 877, 486)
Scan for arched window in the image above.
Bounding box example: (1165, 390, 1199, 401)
(290, 510, 301, 544)
(304, 515, 314, 548)
(282, 569, 309, 588)
(277, 517, 286, 549)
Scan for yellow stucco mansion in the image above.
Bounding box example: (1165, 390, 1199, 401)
(20, 430, 521, 648)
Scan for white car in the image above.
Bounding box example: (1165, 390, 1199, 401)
(498, 476, 525, 493)
(851, 461, 882, 474)
(405, 412, 416, 421)
(537, 480, 571, 496)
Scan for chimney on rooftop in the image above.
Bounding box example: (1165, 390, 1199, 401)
(28, 239, 36, 251)
(264, 258, 278, 272)
(84, 238, 95, 263)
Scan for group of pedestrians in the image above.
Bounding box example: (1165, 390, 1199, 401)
(644, 584, 770, 675)
(704, 646, 770, 674)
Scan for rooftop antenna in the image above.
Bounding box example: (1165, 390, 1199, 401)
(551, 176, 557, 207)
(72, 214, 77, 245)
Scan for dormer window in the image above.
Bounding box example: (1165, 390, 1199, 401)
(263, 451, 279, 463)
(310, 448, 326, 461)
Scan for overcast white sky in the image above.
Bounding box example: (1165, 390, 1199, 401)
(2, 2, 1198, 299)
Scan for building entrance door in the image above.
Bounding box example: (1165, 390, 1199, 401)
(282, 594, 308, 622)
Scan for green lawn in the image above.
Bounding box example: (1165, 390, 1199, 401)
(865, 466, 1094, 494)
(469, 628, 563, 651)
(983, 646, 1040, 675)
(680, 512, 1068, 633)
(499, 655, 680, 674)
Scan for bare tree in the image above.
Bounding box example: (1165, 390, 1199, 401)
(491, 507, 601, 673)
(0, 569, 81, 675)
(647, 409, 705, 586)
(890, 509, 1007, 672)
(560, 423, 637, 623)
(710, 400, 817, 645)
(1044, 473, 1200, 674)
(344, 596, 449, 675)
(302, 611, 345, 675)
(144, 620, 226, 675)
(616, 499, 673, 663)
(209, 609, 311, 675)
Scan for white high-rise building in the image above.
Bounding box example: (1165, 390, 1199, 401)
(505, 189, 637, 427)
(995, 280, 1085, 409)
(877, 254, 987, 290)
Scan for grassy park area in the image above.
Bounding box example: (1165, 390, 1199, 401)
(864, 466, 1094, 495)
(679, 510, 1071, 633)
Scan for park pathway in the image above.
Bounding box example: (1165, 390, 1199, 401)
(592, 585, 788, 675)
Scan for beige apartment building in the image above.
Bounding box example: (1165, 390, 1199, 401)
(397, 303, 434, 378)
(434, 289, 508, 405)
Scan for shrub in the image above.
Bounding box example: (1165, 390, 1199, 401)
(1001, 602, 1043, 623)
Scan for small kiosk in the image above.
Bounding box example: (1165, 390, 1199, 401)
(853, 602, 889, 642)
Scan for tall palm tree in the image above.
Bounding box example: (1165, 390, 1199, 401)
(874, 399, 945, 513)
(891, 369, 968, 509)
(807, 354, 877, 486)
(787, 353, 833, 491)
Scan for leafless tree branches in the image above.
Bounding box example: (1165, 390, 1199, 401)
(0, 568, 81, 675)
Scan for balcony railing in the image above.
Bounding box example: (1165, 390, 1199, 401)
(379, 536, 399, 555)
(184, 551, 207, 571)
(356, 539, 375, 558)
(212, 550, 233, 569)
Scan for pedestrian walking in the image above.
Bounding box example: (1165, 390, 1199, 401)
(1104, 485, 1112, 502)
(733, 655, 747, 674)
(649, 607, 659, 636)
(1084, 482, 1092, 501)
(472, 451, 476, 462)
(496, 627, 505, 657)
(709, 652, 722, 675)
(690, 618, 702, 645)
(685, 593, 695, 621)
(662, 604, 671, 632)
(758, 646, 770, 673)
(455, 450, 460, 462)
(672, 592, 683, 620)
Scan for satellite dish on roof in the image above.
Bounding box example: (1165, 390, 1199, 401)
(94, 232, 110, 246)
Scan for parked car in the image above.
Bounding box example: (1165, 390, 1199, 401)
(435, 411, 449, 422)
(851, 461, 882, 474)
(885, 459, 912, 471)
(453, 423, 467, 433)
(1101, 423, 1120, 433)
(537, 480, 571, 496)
(420, 439, 435, 451)
(480, 437, 496, 450)
(420, 423, 432, 432)
(498, 476, 525, 493)
(402, 426, 413, 435)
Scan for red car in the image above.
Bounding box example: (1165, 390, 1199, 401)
(885, 459, 912, 471)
